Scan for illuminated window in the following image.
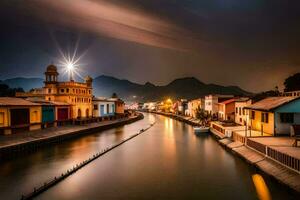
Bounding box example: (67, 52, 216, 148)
(0, 112, 4, 125)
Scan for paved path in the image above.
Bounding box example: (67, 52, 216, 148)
(0, 116, 137, 149)
(248, 137, 300, 160)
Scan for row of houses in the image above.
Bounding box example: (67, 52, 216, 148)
(0, 64, 125, 135)
(138, 93, 300, 137)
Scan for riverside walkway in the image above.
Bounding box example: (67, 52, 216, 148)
(0, 114, 143, 158)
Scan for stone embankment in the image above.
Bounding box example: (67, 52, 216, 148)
(0, 113, 143, 159)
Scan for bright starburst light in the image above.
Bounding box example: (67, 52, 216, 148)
(53, 34, 88, 81)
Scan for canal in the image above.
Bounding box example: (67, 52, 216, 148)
(0, 113, 297, 199)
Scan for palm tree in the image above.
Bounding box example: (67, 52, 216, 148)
(195, 106, 210, 126)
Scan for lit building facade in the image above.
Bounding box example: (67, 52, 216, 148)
(245, 97, 300, 136)
(0, 97, 42, 134)
(16, 64, 93, 119)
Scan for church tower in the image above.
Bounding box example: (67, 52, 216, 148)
(44, 64, 59, 101)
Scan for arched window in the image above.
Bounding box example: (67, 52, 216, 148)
(86, 109, 89, 118)
(78, 109, 82, 118)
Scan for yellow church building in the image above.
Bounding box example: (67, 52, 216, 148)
(16, 64, 93, 119)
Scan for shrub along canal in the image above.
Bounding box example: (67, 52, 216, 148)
(0, 113, 298, 199)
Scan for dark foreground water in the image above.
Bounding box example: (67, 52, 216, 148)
(0, 113, 298, 199)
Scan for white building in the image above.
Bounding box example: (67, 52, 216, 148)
(235, 98, 252, 125)
(93, 97, 115, 117)
(205, 94, 234, 116)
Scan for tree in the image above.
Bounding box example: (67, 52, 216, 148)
(284, 73, 300, 92)
(195, 106, 210, 126)
(0, 83, 24, 97)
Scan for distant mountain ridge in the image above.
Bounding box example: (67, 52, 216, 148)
(0, 76, 252, 102)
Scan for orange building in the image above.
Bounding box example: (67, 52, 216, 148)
(16, 64, 93, 119)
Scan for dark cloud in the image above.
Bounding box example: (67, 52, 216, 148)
(0, 0, 300, 92)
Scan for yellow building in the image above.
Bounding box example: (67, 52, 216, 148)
(0, 97, 42, 134)
(16, 64, 93, 119)
(114, 98, 125, 116)
(245, 97, 300, 136)
(186, 98, 205, 118)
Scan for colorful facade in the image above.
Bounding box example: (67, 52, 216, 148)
(114, 98, 125, 115)
(245, 97, 300, 136)
(205, 94, 234, 117)
(0, 97, 42, 134)
(218, 98, 236, 121)
(234, 98, 252, 125)
(27, 97, 71, 127)
(186, 98, 205, 118)
(16, 64, 93, 119)
(93, 97, 115, 117)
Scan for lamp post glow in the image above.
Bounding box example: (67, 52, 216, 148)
(66, 61, 74, 81)
(58, 53, 83, 81)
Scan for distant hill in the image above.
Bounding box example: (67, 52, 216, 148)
(93, 75, 252, 102)
(0, 76, 252, 102)
(0, 77, 44, 91)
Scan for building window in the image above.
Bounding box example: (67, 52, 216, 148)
(61, 89, 64, 93)
(0, 112, 4, 125)
(94, 105, 98, 110)
(251, 111, 255, 120)
(280, 113, 294, 123)
(242, 109, 245, 115)
(236, 107, 238, 113)
(107, 104, 110, 113)
(239, 107, 241, 115)
(89, 90, 91, 94)
(261, 112, 269, 123)
(48, 89, 51, 94)
(66, 88, 69, 93)
(48, 97, 51, 101)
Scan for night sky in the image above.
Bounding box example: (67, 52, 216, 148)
(1, 0, 300, 92)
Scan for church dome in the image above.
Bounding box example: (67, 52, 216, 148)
(85, 75, 93, 82)
(46, 64, 58, 72)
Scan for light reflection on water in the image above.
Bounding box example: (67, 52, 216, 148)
(252, 174, 272, 200)
(0, 113, 297, 199)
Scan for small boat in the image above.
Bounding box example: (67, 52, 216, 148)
(194, 126, 210, 133)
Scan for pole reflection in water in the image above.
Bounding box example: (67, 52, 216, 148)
(252, 174, 272, 200)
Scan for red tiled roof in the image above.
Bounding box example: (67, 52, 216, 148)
(26, 97, 70, 106)
(0, 97, 41, 106)
(219, 98, 236, 105)
(245, 96, 300, 111)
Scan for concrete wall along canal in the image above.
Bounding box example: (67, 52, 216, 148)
(0, 114, 144, 159)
